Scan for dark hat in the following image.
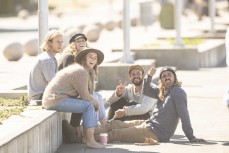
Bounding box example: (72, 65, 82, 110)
(69, 33, 87, 44)
(75, 48, 104, 65)
(159, 66, 176, 79)
(128, 64, 145, 75)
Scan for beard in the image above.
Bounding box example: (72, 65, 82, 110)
(132, 77, 143, 86)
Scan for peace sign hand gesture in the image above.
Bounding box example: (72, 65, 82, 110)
(116, 80, 126, 97)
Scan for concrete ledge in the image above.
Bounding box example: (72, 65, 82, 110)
(0, 109, 63, 153)
(112, 39, 225, 70)
(97, 59, 156, 90)
(0, 90, 27, 99)
(198, 39, 226, 68)
(103, 52, 136, 63)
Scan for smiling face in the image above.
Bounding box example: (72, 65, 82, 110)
(129, 68, 144, 86)
(85, 52, 98, 69)
(160, 70, 175, 90)
(74, 37, 87, 51)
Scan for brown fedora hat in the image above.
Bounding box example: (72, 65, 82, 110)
(128, 64, 145, 75)
(75, 48, 104, 65)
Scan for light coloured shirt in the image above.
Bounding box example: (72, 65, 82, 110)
(28, 51, 57, 101)
(107, 84, 157, 116)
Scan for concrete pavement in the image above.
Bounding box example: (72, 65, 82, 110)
(56, 67, 229, 153)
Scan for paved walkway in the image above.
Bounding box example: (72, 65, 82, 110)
(56, 67, 229, 153)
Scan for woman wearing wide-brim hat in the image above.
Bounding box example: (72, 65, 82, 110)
(74, 47, 107, 124)
(75, 47, 104, 65)
(42, 48, 105, 149)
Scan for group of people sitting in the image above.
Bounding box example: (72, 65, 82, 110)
(27, 29, 206, 149)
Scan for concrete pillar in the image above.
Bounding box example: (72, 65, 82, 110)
(121, 0, 134, 63)
(175, 0, 183, 46)
(38, 0, 49, 54)
(209, 0, 215, 33)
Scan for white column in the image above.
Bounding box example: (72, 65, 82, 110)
(209, 0, 215, 33)
(121, 0, 134, 63)
(38, 0, 49, 54)
(175, 0, 183, 46)
(225, 27, 229, 67)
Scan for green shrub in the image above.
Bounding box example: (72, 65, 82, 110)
(0, 0, 38, 16)
(0, 96, 29, 124)
(159, 2, 175, 29)
(143, 38, 205, 47)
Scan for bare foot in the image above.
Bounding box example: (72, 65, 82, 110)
(148, 138, 159, 145)
(135, 138, 159, 146)
(86, 141, 106, 149)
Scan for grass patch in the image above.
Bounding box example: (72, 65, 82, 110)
(144, 38, 205, 47)
(167, 38, 205, 46)
(0, 96, 29, 124)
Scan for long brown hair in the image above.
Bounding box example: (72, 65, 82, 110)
(79, 54, 98, 93)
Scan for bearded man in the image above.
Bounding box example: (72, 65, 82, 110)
(106, 64, 158, 121)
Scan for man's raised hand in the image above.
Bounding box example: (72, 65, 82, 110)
(116, 80, 126, 97)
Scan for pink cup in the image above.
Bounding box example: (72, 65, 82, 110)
(99, 133, 108, 145)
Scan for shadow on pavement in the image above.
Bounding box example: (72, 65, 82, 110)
(56, 143, 159, 153)
(222, 141, 229, 146)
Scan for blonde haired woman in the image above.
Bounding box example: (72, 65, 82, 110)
(28, 29, 63, 104)
(58, 33, 88, 70)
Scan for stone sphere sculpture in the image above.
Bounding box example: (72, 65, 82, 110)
(131, 18, 138, 27)
(118, 19, 123, 29)
(24, 39, 38, 56)
(17, 9, 29, 20)
(83, 25, 100, 42)
(78, 25, 86, 32)
(94, 22, 104, 32)
(104, 20, 117, 31)
(3, 42, 24, 61)
(66, 27, 82, 39)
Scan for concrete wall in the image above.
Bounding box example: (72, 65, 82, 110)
(97, 59, 156, 90)
(112, 39, 225, 70)
(136, 47, 198, 70)
(0, 110, 63, 153)
(198, 40, 226, 67)
(113, 47, 199, 70)
(0, 90, 27, 99)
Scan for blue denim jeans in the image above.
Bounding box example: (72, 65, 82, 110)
(69, 93, 106, 127)
(93, 92, 106, 121)
(48, 98, 98, 129)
